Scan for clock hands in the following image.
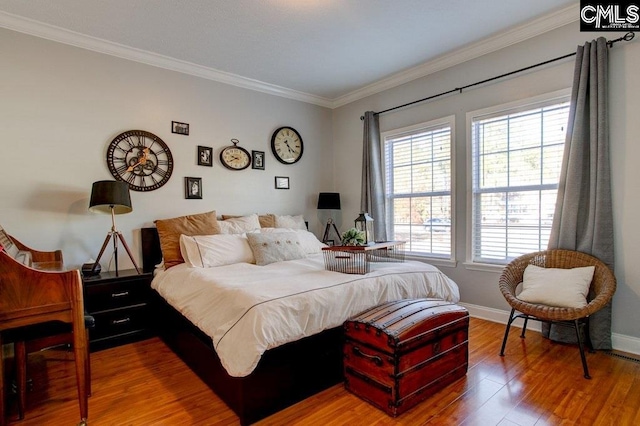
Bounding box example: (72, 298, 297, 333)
(127, 148, 150, 172)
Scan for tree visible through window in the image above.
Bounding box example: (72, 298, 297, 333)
(383, 117, 454, 259)
(470, 96, 570, 264)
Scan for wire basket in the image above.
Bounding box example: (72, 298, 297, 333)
(323, 249, 369, 274)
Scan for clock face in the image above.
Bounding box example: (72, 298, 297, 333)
(271, 127, 303, 164)
(220, 141, 251, 170)
(106, 130, 174, 192)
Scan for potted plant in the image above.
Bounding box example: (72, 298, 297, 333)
(341, 228, 366, 246)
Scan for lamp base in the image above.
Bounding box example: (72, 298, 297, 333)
(92, 230, 140, 275)
(322, 219, 341, 245)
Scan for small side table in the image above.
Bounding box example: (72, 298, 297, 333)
(82, 269, 155, 351)
(322, 241, 406, 274)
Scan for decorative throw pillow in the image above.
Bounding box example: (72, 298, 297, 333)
(218, 214, 261, 234)
(260, 228, 326, 255)
(180, 233, 255, 267)
(154, 211, 221, 269)
(246, 232, 306, 266)
(222, 214, 276, 228)
(518, 264, 595, 309)
(274, 214, 306, 230)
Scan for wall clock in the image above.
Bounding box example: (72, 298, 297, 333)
(106, 130, 174, 192)
(271, 126, 303, 164)
(220, 139, 251, 170)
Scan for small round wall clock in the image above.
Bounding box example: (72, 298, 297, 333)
(271, 126, 303, 164)
(106, 130, 174, 192)
(220, 139, 251, 170)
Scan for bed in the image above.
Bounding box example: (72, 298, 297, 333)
(141, 219, 459, 425)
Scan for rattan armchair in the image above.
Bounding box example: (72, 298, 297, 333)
(498, 249, 616, 379)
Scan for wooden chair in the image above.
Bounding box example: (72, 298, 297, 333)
(0, 237, 88, 426)
(498, 249, 616, 379)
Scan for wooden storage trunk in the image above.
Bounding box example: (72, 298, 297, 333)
(343, 298, 469, 416)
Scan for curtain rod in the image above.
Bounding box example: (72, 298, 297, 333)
(360, 32, 635, 120)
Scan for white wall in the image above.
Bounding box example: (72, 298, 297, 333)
(0, 28, 334, 269)
(332, 22, 640, 341)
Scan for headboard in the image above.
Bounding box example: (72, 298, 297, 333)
(141, 227, 162, 273)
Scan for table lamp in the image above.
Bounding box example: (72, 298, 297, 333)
(89, 180, 139, 275)
(317, 192, 341, 244)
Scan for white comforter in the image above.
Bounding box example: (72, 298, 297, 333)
(151, 254, 459, 377)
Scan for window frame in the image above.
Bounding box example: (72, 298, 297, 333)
(465, 88, 571, 269)
(381, 115, 456, 265)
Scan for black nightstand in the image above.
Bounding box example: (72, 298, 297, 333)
(82, 269, 155, 351)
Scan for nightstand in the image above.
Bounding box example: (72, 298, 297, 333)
(82, 269, 155, 351)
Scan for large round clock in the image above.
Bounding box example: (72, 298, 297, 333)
(220, 138, 251, 170)
(271, 126, 303, 164)
(106, 130, 174, 192)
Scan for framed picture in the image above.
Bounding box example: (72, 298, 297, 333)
(197, 146, 213, 166)
(252, 150, 265, 170)
(275, 176, 289, 190)
(172, 121, 189, 135)
(185, 177, 202, 199)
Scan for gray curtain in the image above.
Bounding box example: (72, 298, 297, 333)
(546, 37, 614, 349)
(361, 111, 387, 241)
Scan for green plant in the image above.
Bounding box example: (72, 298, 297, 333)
(341, 228, 365, 246)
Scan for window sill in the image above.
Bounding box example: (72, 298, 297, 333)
(462, 262, 506, 273)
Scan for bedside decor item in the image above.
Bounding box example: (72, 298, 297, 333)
(106, 129, 174, 192)
(185, 177, 203, 199)
(355, 212, 375, 244)
(318, 192, 341, 244)
(197, 146, 213, 166)
(220, 139, 251, 170)
(341, 227, 365, 246)
(81, 259, 101, 277)
(171, 121, 189, 135)
(271, 126, 303, 164)
(252, 150, 265, 170)
(275, 176, 289, 189)
(89, 180, 140, 275)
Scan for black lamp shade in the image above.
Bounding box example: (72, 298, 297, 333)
(317, 192, 341, 210)
(89, 180, 132, 214)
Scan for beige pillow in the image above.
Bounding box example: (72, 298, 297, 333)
(155, 211, 221, 269)
(246, 232, 306, 266)
(260, 228, 326, 255)
(219, 214, 261, 234)
(518, 264, 595, 309)
(223, 214, 275, 228)
(274, 214, 306, 230)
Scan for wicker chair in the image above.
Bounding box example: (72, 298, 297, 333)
(498, 249, 616, 379)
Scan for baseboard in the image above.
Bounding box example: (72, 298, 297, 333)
(459, 302, 640, 356)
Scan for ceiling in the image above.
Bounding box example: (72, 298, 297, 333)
(0, 0, 578, 107)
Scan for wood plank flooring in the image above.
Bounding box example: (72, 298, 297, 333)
(4, 318, 639, 425)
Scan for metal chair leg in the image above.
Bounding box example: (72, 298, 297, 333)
(520, 316, 529, 338)
(500, 308, 516, 356)
(574, 319, 591, 379)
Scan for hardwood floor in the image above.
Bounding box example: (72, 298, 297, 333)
(3, 318, 639, 425)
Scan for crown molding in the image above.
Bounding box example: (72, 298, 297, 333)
(0, 10, 334, 108)
(0, 5, 578, 110)
(331, 4, 579, 108)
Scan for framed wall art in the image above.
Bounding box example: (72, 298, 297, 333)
(275, 176, 289, 190)
(172, 121, 189, 135)
(198, 146, 213, 166)
(185, 177, 202, 199)
(252, 151, 265, 170)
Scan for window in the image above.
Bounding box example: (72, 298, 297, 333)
(383, 117, 454, 259)
(469, 92, 570, 265)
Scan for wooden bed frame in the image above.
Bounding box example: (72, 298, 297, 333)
(141, 228, 344, 425)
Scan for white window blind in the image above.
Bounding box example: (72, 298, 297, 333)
(471, 98, 570, 264)
(384, 118, 453, 259)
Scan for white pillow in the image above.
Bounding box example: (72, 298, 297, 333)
(218, 214, 262, 234)
(246, 232, 306, 266)
(179, 234, 255, 268)
(260, 228, 326, 255)
(517, 264, 595, 309)
(274, 214, 306, 230)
